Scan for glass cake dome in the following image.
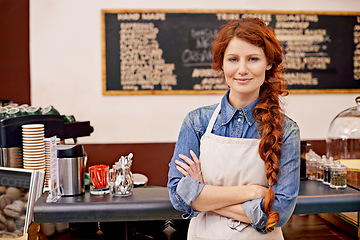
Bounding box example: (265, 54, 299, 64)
(326, 96, 360, 162)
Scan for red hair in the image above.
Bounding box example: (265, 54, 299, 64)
(212, 18, 288, 232)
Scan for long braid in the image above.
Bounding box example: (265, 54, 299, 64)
(254, 79, 286, 232)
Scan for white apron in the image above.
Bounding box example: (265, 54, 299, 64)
(187, 103, 283, 240)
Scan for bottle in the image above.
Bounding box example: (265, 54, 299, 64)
(316, 156, 325, 182)
(323, 157, 333, 185)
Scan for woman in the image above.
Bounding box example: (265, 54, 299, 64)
(167, 17, 300, 239)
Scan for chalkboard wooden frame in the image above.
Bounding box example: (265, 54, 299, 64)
(101, 9, 360, 95)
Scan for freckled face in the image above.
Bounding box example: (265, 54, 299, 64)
(222, 37, 271, 107)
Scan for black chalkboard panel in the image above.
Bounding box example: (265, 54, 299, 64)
(101, 10, 360, 95)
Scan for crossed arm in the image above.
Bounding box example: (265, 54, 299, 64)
(175, 150, 267, 223)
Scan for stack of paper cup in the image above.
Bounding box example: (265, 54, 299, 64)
(22, 124, 45, 171)
(44, 138, 60, 187)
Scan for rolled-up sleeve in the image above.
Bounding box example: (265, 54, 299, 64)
(242, 120, 301, 232)
(168, 111, 204, 219)
(242, 199, 267, 231)
(177, 176, 205, 206)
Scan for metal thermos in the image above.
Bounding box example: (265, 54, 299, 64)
(0, 147, 23, 168)
(57, 144, 86, 196)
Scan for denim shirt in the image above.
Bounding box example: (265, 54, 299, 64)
(167, 91, 300, 233)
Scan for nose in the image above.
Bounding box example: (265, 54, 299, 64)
(237, 61, 248, 75)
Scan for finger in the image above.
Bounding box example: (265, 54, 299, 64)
(176, 166, 189, 176)
(189, 150, 199, 161)
(178, 154, 195, 166)
(189, 150, 201, 171)
(179, 155, 197, 174)
(189, 150, 200, 164)
(175, 159, 195, 175)
(175, 160, 190, 171)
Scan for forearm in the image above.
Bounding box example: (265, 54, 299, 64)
(213, 204, 251, 223)
(191, 184, 261, 212)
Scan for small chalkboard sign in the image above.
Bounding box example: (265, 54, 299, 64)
(101, 10, 360, 95)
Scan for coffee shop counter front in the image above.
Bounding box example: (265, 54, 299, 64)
(29, 180, 360, 239)
(30, 140, 359, 239)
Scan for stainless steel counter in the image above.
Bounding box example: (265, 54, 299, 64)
(34, 180, 360, 223)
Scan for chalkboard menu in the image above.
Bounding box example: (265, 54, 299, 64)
(101, 10, 360, 95)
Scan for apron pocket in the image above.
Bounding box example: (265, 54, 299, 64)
(227, 219, 250, 232)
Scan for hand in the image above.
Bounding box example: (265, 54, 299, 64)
(175, 150, 204, 184)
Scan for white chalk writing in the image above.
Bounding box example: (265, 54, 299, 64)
(276, 14, 330, 86)
(119, 22, 177, 90)
(354, 22, 360, 80)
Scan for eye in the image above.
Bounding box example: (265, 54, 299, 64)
(249, 57, 259, 62)
(228, 57, 238, 62)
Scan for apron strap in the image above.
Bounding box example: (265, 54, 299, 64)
(204, 103, 221, 135)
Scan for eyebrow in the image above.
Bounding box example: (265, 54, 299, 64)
(225, 53, 263, 57)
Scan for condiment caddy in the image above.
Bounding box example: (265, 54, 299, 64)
(89, 153, 134, 197)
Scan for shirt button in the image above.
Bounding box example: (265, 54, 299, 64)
(237, 118, 241, 122)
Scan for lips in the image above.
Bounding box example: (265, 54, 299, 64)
(234, 77, 252, 83)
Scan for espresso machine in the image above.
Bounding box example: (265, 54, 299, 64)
(0, 114, 94, 167)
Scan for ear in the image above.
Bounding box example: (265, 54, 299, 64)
(266, 64, 272, 71)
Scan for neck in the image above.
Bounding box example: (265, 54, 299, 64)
(228, 90, 259, 109)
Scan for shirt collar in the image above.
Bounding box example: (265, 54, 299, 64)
(220, 90, 257, 126)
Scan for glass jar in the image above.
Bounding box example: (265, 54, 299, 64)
(307, 158, 318, 180)
(89, 165, 110, 195)
(113, 164, 134, 196)
(112, 155, 134, 197)
(326, 96, 360, 185)
(330, 163, 347, 189)
(107, 163, 119, 194)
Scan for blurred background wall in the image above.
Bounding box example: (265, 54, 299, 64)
(1, 0, 360, 185)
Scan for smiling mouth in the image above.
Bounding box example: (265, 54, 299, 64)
(234, 78, 252, 83)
